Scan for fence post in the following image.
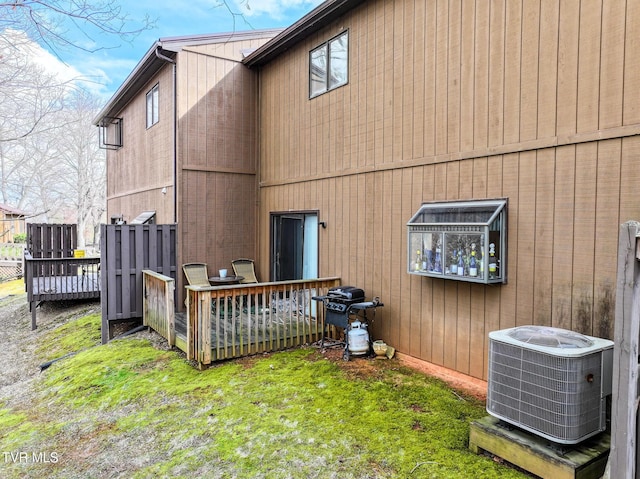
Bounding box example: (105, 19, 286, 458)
(608, 221, 640, 479)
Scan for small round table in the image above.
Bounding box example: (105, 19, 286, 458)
(208, 275, 244, 285)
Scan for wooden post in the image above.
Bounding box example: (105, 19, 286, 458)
(608, 221, 640, 479)
(166, 279, 175, 347)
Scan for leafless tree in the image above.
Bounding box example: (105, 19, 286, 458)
(0, 32, 105, 245)
(0, 31, 71, 209)
(0, 33, 72, 144)
(54, 90, 106, 247)
(0, 0, 154, 59)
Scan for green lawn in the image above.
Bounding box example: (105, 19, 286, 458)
(0, 281, 527, 478)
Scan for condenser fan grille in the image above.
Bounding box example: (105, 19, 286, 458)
(487, 326, 613, 445)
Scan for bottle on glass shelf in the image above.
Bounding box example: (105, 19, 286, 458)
(488, 243, 497, 279)
(415, 250, 422, 271)
(457, 250, 465, 276)
(434, 248, 442, 273)
(469, 243, 478, 277)
(450, 249, 458, 275)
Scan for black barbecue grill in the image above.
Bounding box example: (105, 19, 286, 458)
(313, 286, 383, 360)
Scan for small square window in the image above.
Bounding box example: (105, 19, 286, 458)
(309, 31, 348, 98)
(98, 116, 122, 150)
(146, 84, 159, 128)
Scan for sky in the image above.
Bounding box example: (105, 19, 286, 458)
(40, 0, 324, 100)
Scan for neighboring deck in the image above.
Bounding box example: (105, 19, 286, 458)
(143, 271, 341, 368)
(25, 252, 101, 329)
(0, 242, 26, 282)
(30, 271, 100, 298)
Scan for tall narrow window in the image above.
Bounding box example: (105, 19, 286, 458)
(309, 30, 348, 98)
(146, 83, 159, 128)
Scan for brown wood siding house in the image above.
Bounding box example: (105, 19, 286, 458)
(98, 0, 640, 382)
(94, 30, 281, 305)
(0, 203, 27, 243)
(244, 0, 640, 381)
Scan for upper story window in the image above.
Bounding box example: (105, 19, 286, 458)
(97, 116, 123, 150)
(146, 83, 159, 128)
(309, 30, 348, 98)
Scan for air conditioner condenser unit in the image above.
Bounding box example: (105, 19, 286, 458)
(487, 325, 614, 445)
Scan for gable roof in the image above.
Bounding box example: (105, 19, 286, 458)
(0, 203, 27, 217)
(93, 29, 283, 126)
(243, 0, 366, 68)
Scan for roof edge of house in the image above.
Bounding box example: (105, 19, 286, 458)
(93, 28, 284, 125)
(0, 202, 29, 216)
(243, 0, 366, 68)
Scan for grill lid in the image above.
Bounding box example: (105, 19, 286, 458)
(327, 286, 365, 301)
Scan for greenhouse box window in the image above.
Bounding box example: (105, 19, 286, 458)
(406, 198, 507, 284)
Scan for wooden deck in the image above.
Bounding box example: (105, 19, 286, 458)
(143, 272, 341, 368)
(30, 273, 100, 297)
(25, 253, 101, 329)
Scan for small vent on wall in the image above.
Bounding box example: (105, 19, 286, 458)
(130, 211, 156, 225)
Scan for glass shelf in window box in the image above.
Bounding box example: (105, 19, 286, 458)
(407, 199, 507, 284)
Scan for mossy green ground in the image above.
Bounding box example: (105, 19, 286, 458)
(0, 278, 24, 296)
(0, 280, 527, 478)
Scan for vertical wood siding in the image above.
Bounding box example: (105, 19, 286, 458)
(106, 35, 274, 307)
(106, 66, 176, 219)
(255, 0, 640, 380)
(177, 38, 270, 294)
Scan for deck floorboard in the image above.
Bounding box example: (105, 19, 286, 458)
(31, 273, 100, 299)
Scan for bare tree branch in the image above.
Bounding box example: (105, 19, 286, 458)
(215, 0, 254, 31)
(0, 0, 155, 59)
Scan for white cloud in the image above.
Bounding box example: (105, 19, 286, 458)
(233, 0, 324, 19)
(4, 30, 81, 83)
(0, 30, 132, 99)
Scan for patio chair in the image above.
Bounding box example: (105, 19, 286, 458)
(231, 258, 259, 284)
(231, 258, 268, 313)
(182, 262, 210, 286)
(183, 262, 237, 320)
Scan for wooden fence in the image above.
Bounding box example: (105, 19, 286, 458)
(142, 270, 175, 347)
(0, 242, 26, 282)
(27, 223, 76, 258)
(100, 224, 177, 343)
(608, 221, 640, 479)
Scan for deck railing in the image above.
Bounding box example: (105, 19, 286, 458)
(184, 277, 341, 368)
(0, 243, 26, 261)
(142, 270, 176, 347)
(0, 243, 26, 282)
(24, 251, 101, 329)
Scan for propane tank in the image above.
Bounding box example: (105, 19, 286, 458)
(348, 321, 370, 355)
